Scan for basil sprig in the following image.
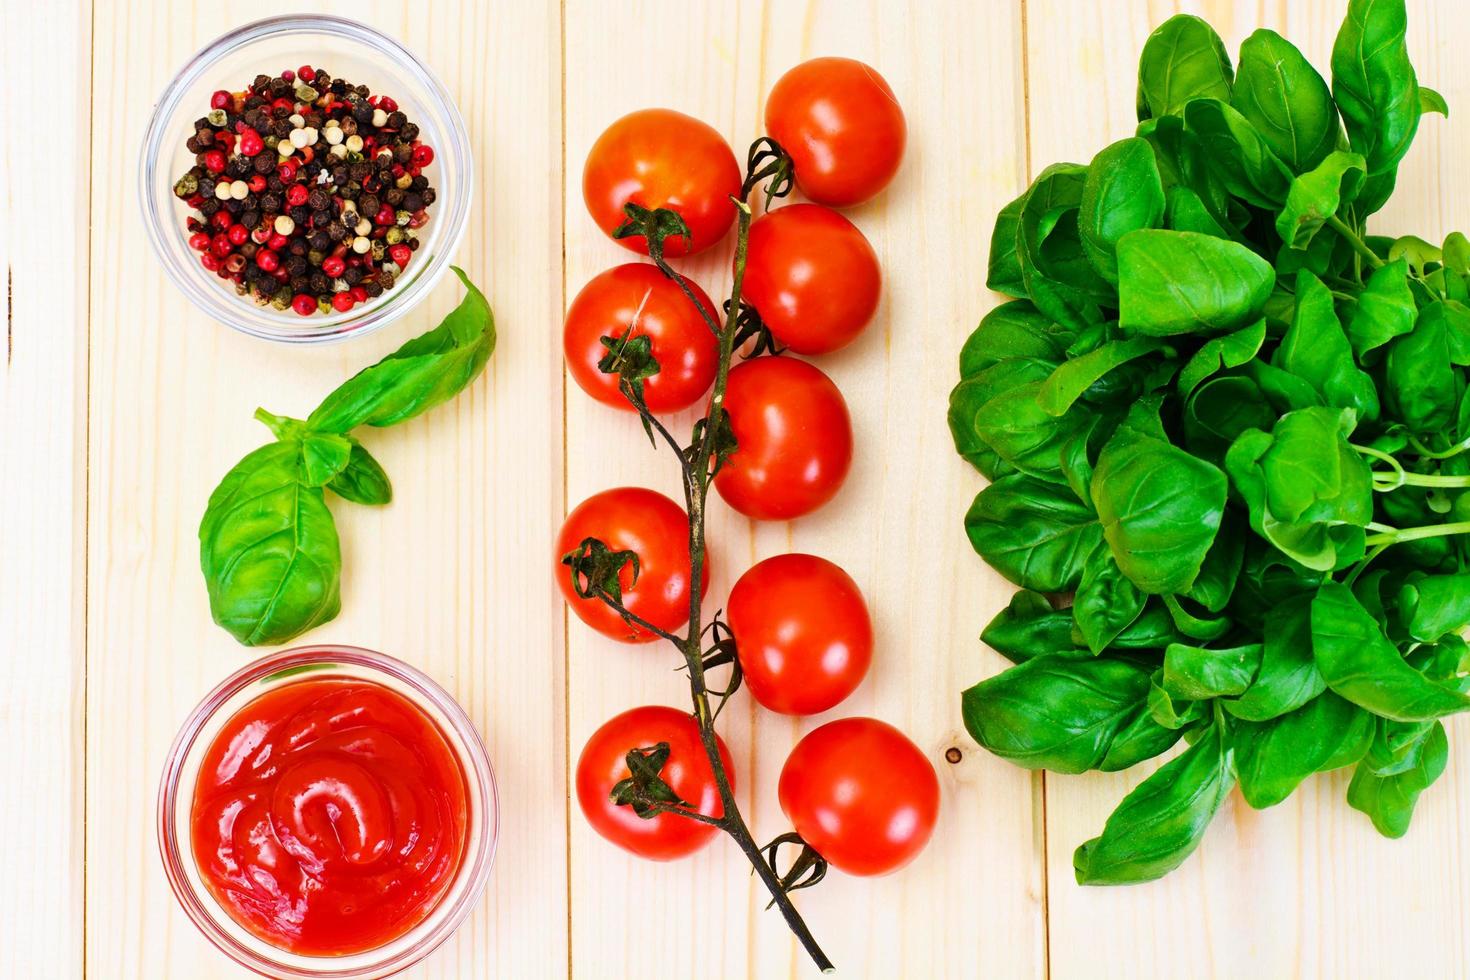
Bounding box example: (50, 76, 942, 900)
(200, 268, 495, 646)
(956, 1, 1470, 885)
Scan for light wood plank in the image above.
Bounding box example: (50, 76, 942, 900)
(0, 1, 90, 976)
(84, 2, 565, 977)
(1024, 2, 1470, 976)
(563, 2, 1043, 976)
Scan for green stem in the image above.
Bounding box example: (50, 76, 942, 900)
(1365, 520, 1470, 547)
(1373, 471, 1470, 490)
(1327, 213, 1385, 269)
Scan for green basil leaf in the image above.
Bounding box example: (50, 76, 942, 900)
(308, 267, 495, 432)
(1275, 151, 1366, 249)
(1074, 545, 1147, 654)
(981, 590, 1088, 663)
(1038, 337, 1167, 417)
(1385, 302, 1470, 434)
(959, 301, 1068, 378)
(987, 190, 1028, 298)
(1223, 593, 1326, 721)
(1331, 0, 1422, 175)
(1233, 29, 1339, 172)
(1117, 230, 1276, 337)
(1177, 320, 1267, 400)
(1101, 704, 1185, 772)
(1161, 593, 1233, 642)
(962, 656, 1155, 774)
(1163, 642, 1262, 700)
(199, 440, 342, 647)
(1183, 99, 1293, 208)
(1090, 424, 1227, 594)
(1396, 573, 1470, 643)
(1224, 407, 1373, 571)
(326, 437, 393, 506)
(1136, 14, 1234, 120)
(1015, 165, 1110, 331)
(1182, 518, 1244, 613)
(1149, 671, 1207, 730)
(1347, 720, 1448, 837)
(1272, 271, 1379, 422)
(1074, 721, 1235, 885)
(1346, 257, 1416, 357)
(1419, 85, 1449, 117)
(1080, 137, 1165, 284)
(1164, 186, 1233, 238)
(1234, 691, 1373, 808)
(1312, 582, 1470, 722)
(1093, 599, 1185, 651)
(964, 474, 1102, 593)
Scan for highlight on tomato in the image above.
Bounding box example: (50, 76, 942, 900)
(714, 356, 853, 520)
(582, 108, 742, 257)
(555, 487, 709, 642)
(742, 203, 881, 355)
(726, 553, 872, 715)
(564, 264, 720, 414)
(763, 57, 906, 208)
(576, 705, 733, 860)
(778, 717, 939, 876)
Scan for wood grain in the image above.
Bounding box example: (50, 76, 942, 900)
(0, 0, 90, 975)
(1025, 2, 1470, 977)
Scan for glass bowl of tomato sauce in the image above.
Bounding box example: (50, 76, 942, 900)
(158, 645, 497, 978)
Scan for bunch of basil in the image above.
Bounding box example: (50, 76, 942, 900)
(200, 268, 494, 646)
(952, 1, 1470, 885)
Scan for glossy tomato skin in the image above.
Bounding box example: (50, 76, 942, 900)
(565, 264, 719, 413)
(779, 717, 939, 876)
(583, 108, 742, 257)
(764, 57, 906, 207)
(715, 356, 853, 520)
(556, 488, 709, 642)
(727, 554, 872, 714)
(743, 204, 881, 355)
(576, 706, 734, 860)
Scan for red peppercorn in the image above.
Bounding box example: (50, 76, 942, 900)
(210, 90, 232, 110)
(252, 226, 273, 245)
(210, 234, 233, 259)
(331, 291, 355, 313)
(188, 232, 211, 252)
(350, 285, 368, 303)
(239, 131, 263, 156)
(321, 255, 346, 278)
(408, 210, 430, 229)
(374, 204, 396, 226)
(248, 175, 267, 193)
(225, 254, 247, 274)
(227, 224, 249, 246)
(379, 96, 398, 113)
(389, 244, 412, 267)
(299, 146, 315, 165)
(186, 192, 205, 208)
(211, 210, 234, 230)
(277, 161, 297, 182)
(256, 249, 280, 273)
(292, 293, 317, 316)
(272, 97, 294, 114)
(281, 69, 295, 83)
(298, 65, 315, 82)
(286, 184, 309, 207)
(214, 131, 235, 152)
(203, 150, 227, 174)
(411, 145, 434, 167)
(201, 253, 221, 272)
(267, 232, 289, 251)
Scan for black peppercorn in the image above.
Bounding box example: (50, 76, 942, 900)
(385, 188, 404, 206)
(261, 192, 282, 213)
(387, 111, 407, 130)
(271, 118, 292, 139)
(310, 209, 332, 228)
(378, 270, 396, 290)
(354, 84, 370, 98)
(421, 188, 436, 205)
(410, 175, 428, 191)
(307, 188, 331, 211)
(244, 95, 265, 110)
(359, 194, 379, 216)
(240, 210, 260, 229)
(330, 79, 348, 95)
(288, 239, 308, 257)
(252, 155, 273, 176)
(341, 210, 359, 228)
(200, 198, 220, 217)
(364, 281, 383, 298)
(401, 123, 420, 141)
(326, 222, 347, 242)
(290, 205, 310, 225)
(287, 256, 308, 277)
(310, 272, 331, 293)
(393, 144, 412, 165)
(352, 103, 375, 125)
(289, 275, 310, 293)
(403, 193, 423, 212)
(344, 266, 364, 285)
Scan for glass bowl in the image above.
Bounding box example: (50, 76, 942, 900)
(139, 15, 473, 344)
(158, 645, 497, 979)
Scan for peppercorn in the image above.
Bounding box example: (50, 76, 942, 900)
(378, 269, 396, 290)
(199, 198, 220, 217)
(286, 255, 308, 276)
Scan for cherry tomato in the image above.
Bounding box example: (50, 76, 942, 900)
(576, 705, 734, 860)
(778, 717, 939, 876)
(743, 204, 881, 355)
(583, 108, 742, 257)
(556, 488, 709, 642)
(564, 264, 719, 414)
(727, 554, 872, 715)
(763, 57, 906, 207)
(714, 357, 852, 520)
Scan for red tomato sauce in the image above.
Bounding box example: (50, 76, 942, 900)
(190, 677, 469, 956)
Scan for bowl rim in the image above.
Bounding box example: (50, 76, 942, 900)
(157, 644, 498, 979)
(138, 13, 473, 345)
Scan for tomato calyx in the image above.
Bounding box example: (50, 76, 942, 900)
(609, 741, 706, 820)
(562, 536, 641, 605)
(614, 202, 695, 264)
(597, 330, 665, 444)
(687, 407, 739, 477)
(726, 299, 788, 359)
(741, 137, 796, 210)
(761, 832, 830, 908)
(683, 615, 744, 723)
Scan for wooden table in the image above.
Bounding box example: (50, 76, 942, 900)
(5, 1, 1470, 976)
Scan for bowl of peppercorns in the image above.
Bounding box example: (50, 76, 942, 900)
(141, 15, 472, 343)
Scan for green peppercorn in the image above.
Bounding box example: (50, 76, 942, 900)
(173, 173, 199, 198)
(295, 84, 319, 102)
(207, 108, 227, 127)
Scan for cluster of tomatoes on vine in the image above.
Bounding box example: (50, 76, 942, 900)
(556, 59, 939, 881)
